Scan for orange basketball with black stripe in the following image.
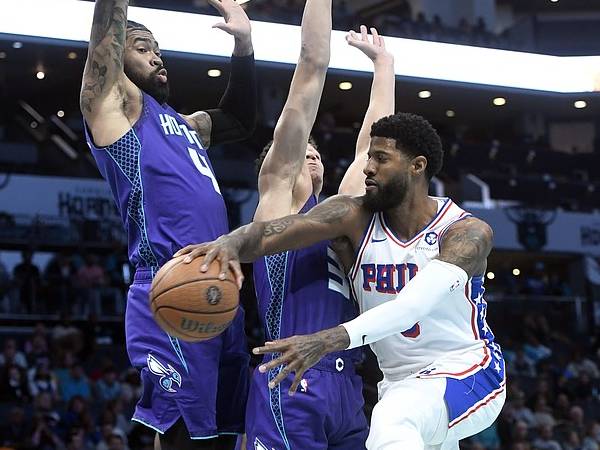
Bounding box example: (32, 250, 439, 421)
(150, 257, 239, 342)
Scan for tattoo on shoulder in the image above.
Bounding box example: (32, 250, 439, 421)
(438, 218, 493, 277)
(190, 112, 212, 148)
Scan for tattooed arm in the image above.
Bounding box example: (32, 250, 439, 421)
(175, 195, 365, 287)
(437, 217, 494, 277)
(80, 0, 137, 147)
(250, 216, 494, 395)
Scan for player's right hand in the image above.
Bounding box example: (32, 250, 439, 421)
(174, 236, 245, 289)
(346, 25, 393, 65)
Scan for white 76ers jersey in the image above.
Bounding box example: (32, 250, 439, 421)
(349, 197, 502, 382)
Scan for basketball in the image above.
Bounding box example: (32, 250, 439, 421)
(149, 257, 239, 342)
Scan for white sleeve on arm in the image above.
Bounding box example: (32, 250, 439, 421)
(342, 259, 469, 349)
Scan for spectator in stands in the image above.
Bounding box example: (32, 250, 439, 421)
(33, 391, 59, 417)
(0, 257, 9, 311)
(107, 429, 129, 450)
(567, 406, 587, 437)
(31, 411, 65, 450)
(0, 406, 29, 449)
(533, 424, 563, 450)
(566, 350, 600, 379)
(105, 398, 131, 435)
(13, 249, 41, 313)
(28, 360, 59, 399)
(563, 429, 584, 450)
(533, 396, 557, 428)
(0, 363, 30, 402)
(52, 316, 84, 356)
(66, 427, 94, 450)
(45, 252, 77, 315)
(119, 367, 142, 406)
(513, 391, 537, 427)
(95, 365, 121, 404)
(583, 422, 600, 450)
(25, 329, 50, 368)
(0, 337, 28, 369)
(62, 396, 96, 443)
(59, 363, 92, 403)
(470, 422, 502, 449)
(510, 347, 537, 378)
(512, 420, 532, 446)
(524, 334, 553, 364)
(75, 254, 107, 316)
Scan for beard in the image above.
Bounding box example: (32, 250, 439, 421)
(364, 173, 409, 211)
(126, 67, 170, 105)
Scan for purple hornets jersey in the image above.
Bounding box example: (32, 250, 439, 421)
(249, 195, 367, 449)
(85, 92, 228, 268)
(253, 195, 360, 346)
(84, 94, 249, 438)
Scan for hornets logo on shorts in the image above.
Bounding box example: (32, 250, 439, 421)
(147, 354, 182, 393)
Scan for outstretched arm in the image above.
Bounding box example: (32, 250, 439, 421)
(182, 0, 256, 148)
(253, 217, 493, 395)
(253, 0, 332, 221)
(338, 26, 395, 196)
(175, 195, 362, 286)
(80, 0, 132, 146)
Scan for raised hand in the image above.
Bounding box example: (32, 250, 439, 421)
(346, 25, 392, 64)
(208, 0, 252, 44)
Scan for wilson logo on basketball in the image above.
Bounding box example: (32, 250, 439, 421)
(206, 286, 222, 305)
(180, 318, 229, 334)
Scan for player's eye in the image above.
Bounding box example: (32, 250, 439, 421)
(138, 48, 147, 53)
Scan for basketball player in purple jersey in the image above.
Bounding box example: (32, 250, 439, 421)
(238, 0, 395, 446)
(79, 0, 256, 449)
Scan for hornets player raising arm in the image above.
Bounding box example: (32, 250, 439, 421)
(176, 113, 494, 394)
(81, 0, 256, 149)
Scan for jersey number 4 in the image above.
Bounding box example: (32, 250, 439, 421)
(188, 148, 221, 194)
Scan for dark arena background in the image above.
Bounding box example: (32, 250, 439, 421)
(1, 0, 600, 449)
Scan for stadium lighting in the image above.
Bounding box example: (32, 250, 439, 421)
(574, 100, 587, 109)
(207, 68, 222, 77)
(36, 71, 45, 79)
(446, 110, 455, 117)
(12, 41, 22, 49)
(512, 268, 520, 276)
(338, 81, 353, 90)
(2, 0, 600, 93)
(486, 272, 495, 280)
(493, 97, 506, 106)
(418, 90, 431, 98)
(67, 51, 77, 59)
(57, 110, 65, 117)
(0, 51, 6, 59)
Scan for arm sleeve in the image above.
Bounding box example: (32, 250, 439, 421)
(205, 53, 257, 146)
(342, 259, 469, 349)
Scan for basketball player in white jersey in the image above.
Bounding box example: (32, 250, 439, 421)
(176, 112, 506, 449)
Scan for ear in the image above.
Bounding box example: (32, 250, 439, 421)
(411, 156, 428, 177)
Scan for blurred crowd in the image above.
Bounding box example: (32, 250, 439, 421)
(461, 314, 600, 450)
(0, 321, 155, 450)
(127, 0, 514, 50)
(0, 250, 129, 317)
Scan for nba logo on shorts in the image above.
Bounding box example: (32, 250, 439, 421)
(424, 232, 438, 245)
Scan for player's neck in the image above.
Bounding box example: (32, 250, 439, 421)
(383, 191, 438, 242)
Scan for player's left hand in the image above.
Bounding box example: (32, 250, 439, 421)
(346, 25, 393, 65)
(253, 327, 350, 395)
(209, 0, 252, 42)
